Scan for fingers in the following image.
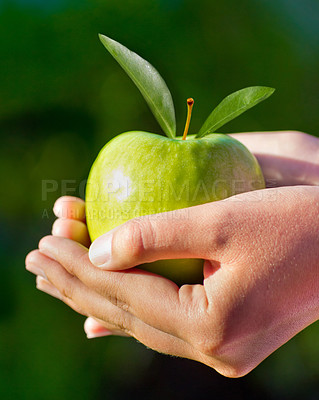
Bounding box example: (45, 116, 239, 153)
(88, 203, 228, 271)
(28, 259, 134, 336)
(52, 218, 91, 247)
(26, 249, 202, 362)
(36, 276, 62, 300)
(36, 275, 86, 315)
(37, 235, 201, 339)
(53, 196, 86, 221)
(27, 251, 103, 318)
(26, 249, 139, 333)
(35, 275, 128, 336)
(52, 196, 91, 247)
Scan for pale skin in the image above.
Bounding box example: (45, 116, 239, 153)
(25, 131, 319, 377)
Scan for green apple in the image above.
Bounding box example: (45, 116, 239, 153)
(86, 130, 264, 282)
(86, 35, 274, 283)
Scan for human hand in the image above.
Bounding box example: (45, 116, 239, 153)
(50, 196, 115, 338)
(26, 186, 319, 377)
(230, 131, 319, 186)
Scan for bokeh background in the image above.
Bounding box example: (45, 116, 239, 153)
(1, 0, 319, 398)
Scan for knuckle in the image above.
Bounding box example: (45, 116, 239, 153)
(99, 274, 133, 335)
(122, 217, 155, 262)
(206, 207, 233, 256)
(114, 314, 132, 335)
(113, 295, 130, 313)
(105, 305, 132, 335)
(105, 272, 131, 314)
(60, 275, 77, 299)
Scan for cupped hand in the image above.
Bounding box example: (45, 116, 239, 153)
(26, 186, 319, 377)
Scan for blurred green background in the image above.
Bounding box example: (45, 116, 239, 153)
(1, 0, 319, 398)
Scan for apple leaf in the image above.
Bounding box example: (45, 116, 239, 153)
(196, 86, 275, 138)
(99, 34, 176, 139)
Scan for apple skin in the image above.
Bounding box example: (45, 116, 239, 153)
(85, 131, 265, 283)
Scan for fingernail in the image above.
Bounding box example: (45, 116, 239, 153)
(89, 232, 113, 268)
(86, 331, 113, 339)
(84, 318, 113, 339)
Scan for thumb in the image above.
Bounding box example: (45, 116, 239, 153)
(88, 203, 227, 270)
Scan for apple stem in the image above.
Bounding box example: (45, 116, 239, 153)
(182, 98, 194, 140)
